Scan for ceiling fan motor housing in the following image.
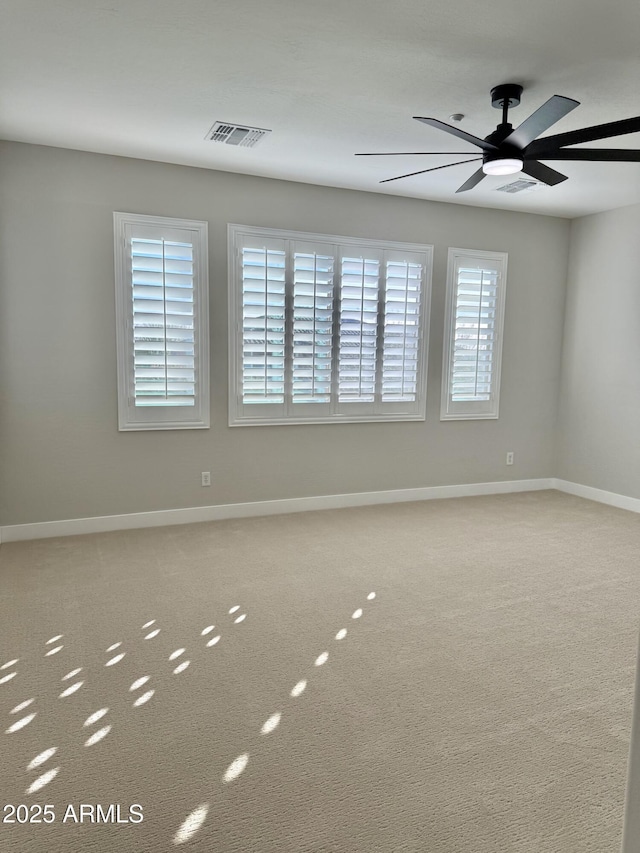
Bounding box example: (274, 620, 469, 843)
(482, 126, 523, 168)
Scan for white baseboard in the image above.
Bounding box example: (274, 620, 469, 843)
(554, 478, 640, 514)
(0, 478, 555, 543)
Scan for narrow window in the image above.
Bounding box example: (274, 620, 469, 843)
(441, 248, 507, 420)
(114, 213, 209, 430)
(228, 225, 432, 426)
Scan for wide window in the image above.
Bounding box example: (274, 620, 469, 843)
(228, 225, 432, 425)
(114, 212, 210, 430)
(441, 247, 508, 420)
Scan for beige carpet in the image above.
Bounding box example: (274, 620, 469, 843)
(0, 490, 638, 852)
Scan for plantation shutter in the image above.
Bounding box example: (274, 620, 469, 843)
(451, 266, 498, 402)
(130, 236, 195, 407)
(114, 213, 209, 431)
(228, 225, 432, 425)
(441, 249, 507, 420)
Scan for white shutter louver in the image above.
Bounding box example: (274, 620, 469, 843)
(241, 246, 286, 404)
(131, 238, 195, 407)
(441, 249, 507, 420)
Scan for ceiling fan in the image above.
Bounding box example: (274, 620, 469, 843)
(356, 84, 640, 192)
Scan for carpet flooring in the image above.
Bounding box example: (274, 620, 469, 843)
(1, 490, 639, 852)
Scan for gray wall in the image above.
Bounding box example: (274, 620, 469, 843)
(0, 142, 570, 526)
(556, 203, 640, 498)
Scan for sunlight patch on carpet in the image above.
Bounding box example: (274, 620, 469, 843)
(27, 747, 57, 770)
(291, 679, 307, 697)
(85, 725, 111, 747)
(59, 681, 83, 698)
(26, 767, 59, 794)
(84, 708, 109, 727)
(173, 803, 209, 845)
(62, 668, 82, 681)
(6, 713, 36, 733)
(133, 690, 154, 707)
(261, 712, 281, 734)
(223, 753, 249, 783)
(11, 699, 34, 714)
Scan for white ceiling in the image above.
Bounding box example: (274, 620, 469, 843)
(3, 0, 640, 218)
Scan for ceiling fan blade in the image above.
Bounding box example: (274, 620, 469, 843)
(413, 117, 498, 152)
(525, 148, 640, 162)
(455, 168, 486, 193)
(503, 95, 580, 149)
(527, 116, 640, 157)
(379, 158, 482, 184)
(521, 160, 568, 186)
(356, 151, 481, 156)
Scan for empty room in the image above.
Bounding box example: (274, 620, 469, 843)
(2, 1, 640, 851)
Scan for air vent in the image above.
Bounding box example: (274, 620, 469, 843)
(495, 178, 543, 194)
(206, 122, 271, 148)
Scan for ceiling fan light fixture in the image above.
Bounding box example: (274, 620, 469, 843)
(482, 157, 523, 176)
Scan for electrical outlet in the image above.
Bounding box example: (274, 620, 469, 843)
(201, 471, 211, 487)
(506, 452, 514, 466)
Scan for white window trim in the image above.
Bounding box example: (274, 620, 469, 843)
(228, 224, 433, 427)
(114, 212, 210, 430)
(440, 247, 508, 421)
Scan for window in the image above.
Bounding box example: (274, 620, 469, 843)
(228, 225, 432, 425)
(114, 212, 209, 430)
(441, 248, 508, 420)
